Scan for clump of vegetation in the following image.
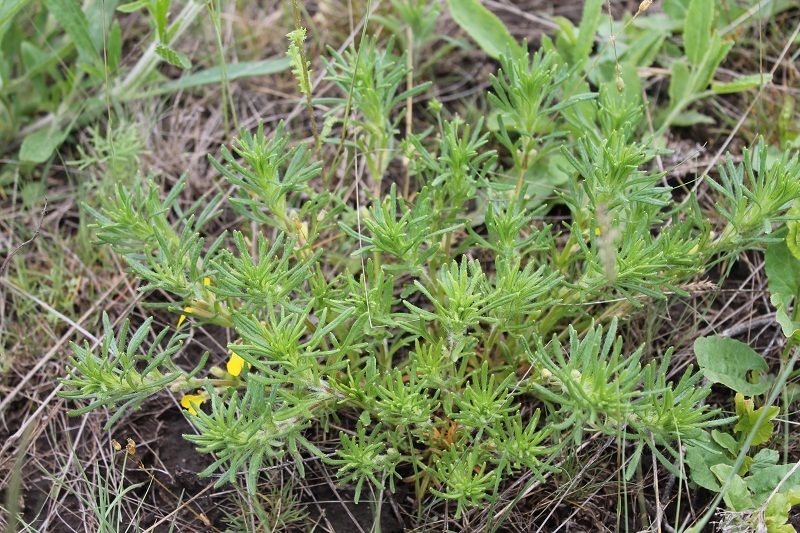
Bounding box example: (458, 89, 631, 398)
(4, 0, 800, 530)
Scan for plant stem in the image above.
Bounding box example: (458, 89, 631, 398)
(291, 0, 322, 163)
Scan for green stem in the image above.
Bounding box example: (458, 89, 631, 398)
(290, 0, 322, 163)
(115, 0, 206, 101)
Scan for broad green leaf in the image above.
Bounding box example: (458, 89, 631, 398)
(686, 433, 730, 491)
(775, 305, 800, 339)
(669, 60, 690, 108)
(711, 429, 738, 456)
(574, 0, 602, 65)
(747, 464, 800, 503)
(785, 201, 800, 262)
(766, 231, 800, 303)
(155, 44, 191, 70)
(663, 0, 691, 20)
(765, 232, 800, 339)
(605, 61, 642, 110)
(734, 405, 779, 446)
(694, 336, 769, 396)
(765, 492, 800, 533)
(19, 127, 69, 163)
(670, 110, 714, 127)
(711, 464, 754, 512)
(0, 0, 29, 43)
(42, 0, 101, 64)
(446, 0, 523, 60)
(749, 448, 779, 475)
(20, 41, 49, 72)
(633, 13, 683, 33)
(684, 0, 713, 68)
(712, 73, 772, 94)
(735, 392, 753, 418)
(523, 153, 571, 209)
(144, 58, 291, 97)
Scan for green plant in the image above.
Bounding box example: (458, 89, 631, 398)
(686, 395, 800, 533)
(319, 36, 431, 196)
(224, 483, 309, 532)
(373, 0, 454, 77)
(0, 0, 289, 169)
(45, 440, 150, 533)
(681, 233, 800, 532)
(59, 10, 800, 528)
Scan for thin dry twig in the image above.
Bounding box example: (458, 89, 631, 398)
(0, 198, 47, 278)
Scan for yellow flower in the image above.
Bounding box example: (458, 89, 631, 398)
(181, 391, 209, 415)
(176, 306, 195, 328)
(176, 280, 212, 328)
(227, 350, 251, 377)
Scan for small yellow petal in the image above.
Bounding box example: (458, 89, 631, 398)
(203, 277, 211, 285)
(176, 307, 195, 328)
(227, 351, 250, 377)
(594, 226, 602, 236)
(181, 393, 207, 416)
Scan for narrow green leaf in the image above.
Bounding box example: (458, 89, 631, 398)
(86, 0, 120, 54)
(624, 30, 667, 69)
(684, 0, 714, 68)
(787, 205, 800, 262)
(143, 58, 291, 97)
(446, 0, 523, 60)
(712, 73, 772, 94)
(694, 336, 769, 396)
(117, 0, 149, 13)
(691, 31, 734, 94)
(19, 127, 69, 163)
(0, 0, 29, 43)
(42, 0, 101, 63)
(155, 44, 191, 70)
(669, 60, 690, 108)
(574, 0, 603, 65)
(154, 0, 169, 42)
(108, 20, 123, 72)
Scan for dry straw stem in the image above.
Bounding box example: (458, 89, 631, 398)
(0, 275, 125, 457)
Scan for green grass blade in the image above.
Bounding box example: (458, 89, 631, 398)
(138, 58, 291, 98)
